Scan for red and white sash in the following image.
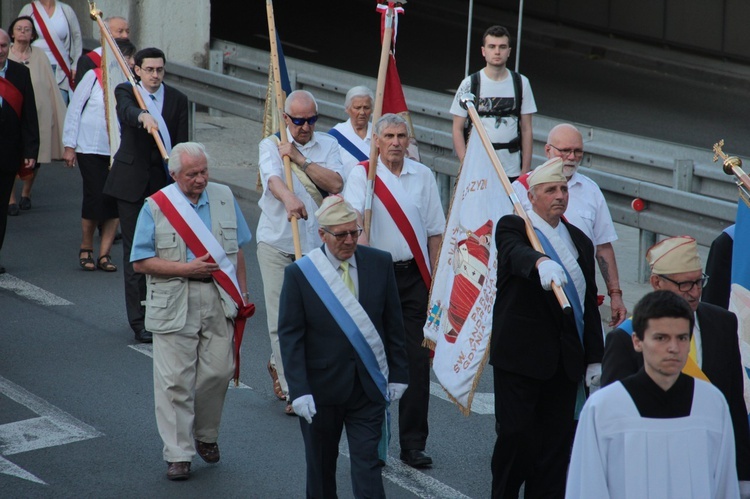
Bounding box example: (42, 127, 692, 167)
(30, 1, 73, 88)
(85, 48, 102, 68)
(150, 184, 255, 383)
(361, 160, 431, 289)
(0, 76, 23, 118)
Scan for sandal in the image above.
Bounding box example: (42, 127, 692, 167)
(97, 255, 118, 272)
(267, 361, 286, 401)
(79, 249, 96, 271)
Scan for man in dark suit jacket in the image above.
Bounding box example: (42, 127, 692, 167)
(602, 235, 750, 489)
(491, 158, 603, 499)
(0, 29, 39, 274)
(103, 47, 188, 343)
(278, 195, 409, 499)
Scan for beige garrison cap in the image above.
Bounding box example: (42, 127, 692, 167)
(646, 236, 702, 274)
(315, 195, 358, 226)
(527, 157, 566, 187)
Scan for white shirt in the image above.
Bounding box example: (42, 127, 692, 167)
(450, 69, 537, 177)
(32, 4, 69, 67)
(62, 70, 109, 155)
(144, 83, 165, 114)
(330, 118, 371, 180)
(343, 156, 446, 262)
(513, 171, 618, 246)
(256, 130, 343, 254)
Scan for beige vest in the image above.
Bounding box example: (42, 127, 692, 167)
(144, 182, 240, 333)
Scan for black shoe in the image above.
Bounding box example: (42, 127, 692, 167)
(8, 204, 19, 216)
(0, 265, 5, 274)
(400, 449, 432, 468)
(114, 231, 122, 243)
(19, 197, 31, 210)
(134, 329, 153, 343)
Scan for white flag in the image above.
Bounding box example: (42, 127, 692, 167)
(424, 131, 514, 415)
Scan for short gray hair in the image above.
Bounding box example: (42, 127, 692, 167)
(169, 142, 209, 174)
(344, 86, 374, 110)
(374, 113, 407, 136)
(284, 90, 318, 114)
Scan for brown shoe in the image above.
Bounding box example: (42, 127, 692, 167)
(195, 440, 220, 463)
(166, 461, 191, 480)
(267, 361, 286, 400)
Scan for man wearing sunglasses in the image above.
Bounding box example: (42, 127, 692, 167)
(104, 47, 189, 345)
(513, 123, 627, 329)
(601, 235, 750, 492)
(257, 89, 344, 413)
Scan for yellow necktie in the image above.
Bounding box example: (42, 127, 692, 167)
(689, 333, 698, 364)
(340, 261, 356, 297)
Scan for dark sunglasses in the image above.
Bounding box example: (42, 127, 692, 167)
(286, 114, 319, 126)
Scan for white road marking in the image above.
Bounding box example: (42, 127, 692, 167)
(128, 344, 252, 389)
(430, 381, 494, 415)
(0, 375, 103, 484)
(0, 274, 72, 306)
(339, 438, 472, 499)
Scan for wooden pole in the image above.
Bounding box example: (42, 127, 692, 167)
(460, 94, 571, 313)
(364, 4, 395, 240)
(266, 0, 302, 259)
(89, 2, 169, 162)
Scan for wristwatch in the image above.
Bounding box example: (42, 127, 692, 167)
(301, 158, 312, 172)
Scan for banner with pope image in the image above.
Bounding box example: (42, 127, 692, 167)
(424, 131, 514, 415)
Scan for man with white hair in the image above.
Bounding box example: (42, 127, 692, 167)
(513, 123, 627, 327)
(491, 157, 603, 498)
(131, 142, 253, 481)
(74, 16, 130, 87)
(329, 85, 373, 179)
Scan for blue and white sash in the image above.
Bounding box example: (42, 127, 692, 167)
(136, 83, 173, 155)
(329, 128, 368, 162)
(297, 248, 389, 401)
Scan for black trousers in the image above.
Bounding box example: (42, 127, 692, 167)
(301, 370, 386, 499)
(491, 362, 578, 499)
(0, 169, 17, 255)
(394, 262, 431, 451)
(117, 198, 147, 334)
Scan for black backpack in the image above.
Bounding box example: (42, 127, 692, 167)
(463, 70, 523, 153)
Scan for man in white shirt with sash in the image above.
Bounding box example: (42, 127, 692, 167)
(257, 89, 343, 411)
(328, 85, 373, 180)
(491, 158, 603, 498)
(278, 195, 409, 498)
(568, 290, 740, 499)
(131, 142, 253, 481)
(343, 113, 446, 468)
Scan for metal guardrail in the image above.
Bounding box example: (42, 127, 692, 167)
(161, 39, 741, 261)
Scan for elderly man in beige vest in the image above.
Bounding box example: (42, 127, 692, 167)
(131, 142, 253, 481)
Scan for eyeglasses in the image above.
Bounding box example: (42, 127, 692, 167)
(13, 26, 33, 33)
(323, 227, 363, 241)
(548, 144, 584, 158)
(286, 114, 319, 126)
(657, 273, 709, 292)
(139, 66, 165, 75)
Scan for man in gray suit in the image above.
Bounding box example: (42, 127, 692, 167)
(278, 195, 409, 498)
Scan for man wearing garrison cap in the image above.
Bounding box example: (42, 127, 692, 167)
(602, 235, 750, 491)
(278, 195, 409, 498)
(490, 158, 604, 498)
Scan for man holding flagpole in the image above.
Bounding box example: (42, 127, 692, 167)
(344, 113, 445, 468)
(491, 157, 603, 498)
(278, 194, 408, 498)
(104, 47, 188, 344)
(131, 142, 253, 481)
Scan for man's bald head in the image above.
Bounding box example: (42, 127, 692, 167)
(545, 123, 584, 179)
(0, 30, 10, 66)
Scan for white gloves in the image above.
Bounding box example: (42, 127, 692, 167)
(292, 394, 317, 424)
(388, 383, 408, 401)
(740, 480, 750, 499)
(538, 260, 568, 290)
(585, 363, 602, 388)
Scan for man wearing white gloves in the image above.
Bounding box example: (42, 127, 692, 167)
(278, 195, 409, 498)
(490, 157, 604, 498)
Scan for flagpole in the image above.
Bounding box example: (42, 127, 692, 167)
(364, 3, 394, 241)
(515, 0, 524, 71)
(88, 2, 168, 162)
(266, 0, 302, 260)
(460, 94, 571, 313)
(465, 0, 474, 77)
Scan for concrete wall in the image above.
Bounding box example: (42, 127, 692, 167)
(1, 0, 210, 67)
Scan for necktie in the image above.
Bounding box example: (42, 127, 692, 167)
(340, 261, 356, 297)
(149, 94, 156, 101)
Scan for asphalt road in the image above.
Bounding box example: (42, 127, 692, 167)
(0, 163, 495, 498)
(214, 0, 750, 157)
